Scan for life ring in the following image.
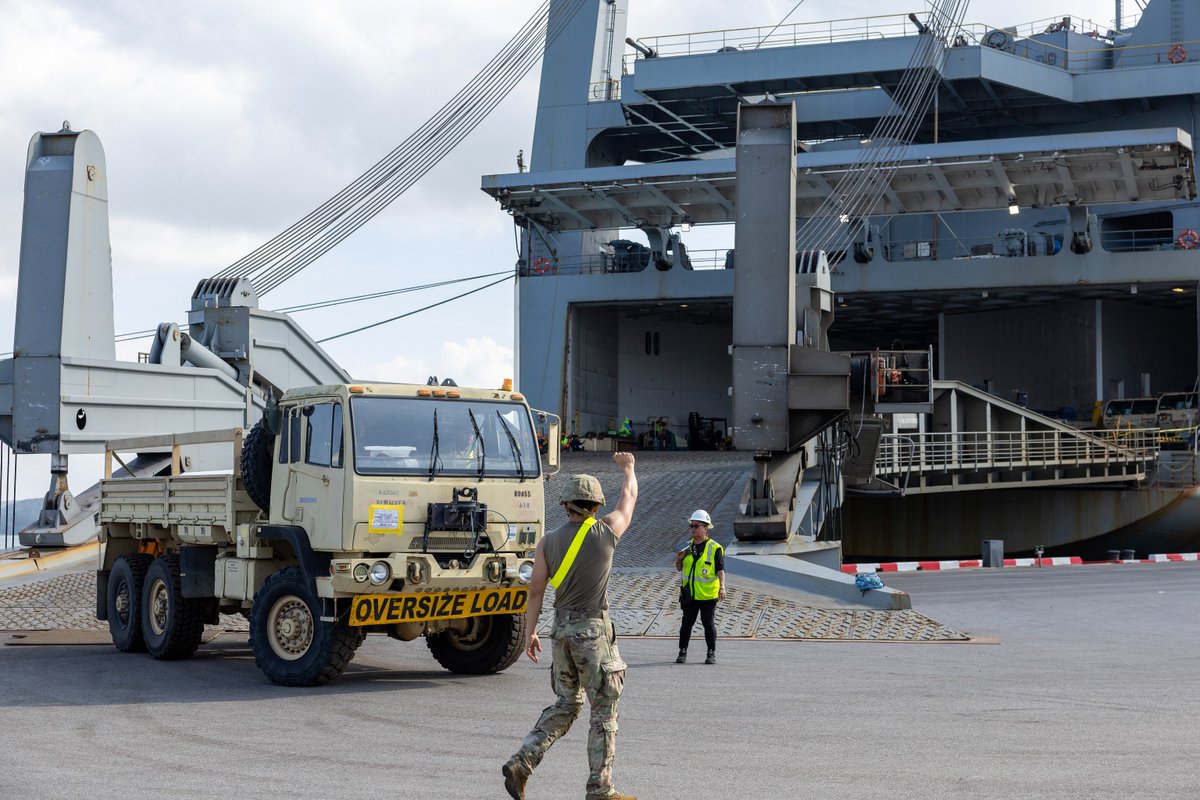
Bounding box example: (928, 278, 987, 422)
(532, 257, 551, 274)
(1168, 44, 1187, 64)
(1177, 229, 1199, 250)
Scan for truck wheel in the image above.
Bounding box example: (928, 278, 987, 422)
(426, 612, 526, 675)
(106, 554, 152, 652)
(241, 419, 275, 513)
(249, 566, 359, 686)
(142, 554, 206, 660)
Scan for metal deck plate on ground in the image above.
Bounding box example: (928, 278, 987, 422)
(4, 567, 969, 644)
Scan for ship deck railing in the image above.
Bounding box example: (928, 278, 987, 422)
(625, 12, 927, 61)
(522, 222, 1200, 278)
(622, 14, 1192, 77)
(520, 249, 732, 277)
(876, 225, 1200, 263)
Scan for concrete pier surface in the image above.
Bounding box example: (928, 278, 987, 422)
(1, 561, 1195, 800)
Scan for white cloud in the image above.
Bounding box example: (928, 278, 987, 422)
(360, 352, 432, 385)
(441, 337, 516, 389)
(363, 336, 513, 390)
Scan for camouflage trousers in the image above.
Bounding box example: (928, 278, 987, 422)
(514, 610, 627, 798)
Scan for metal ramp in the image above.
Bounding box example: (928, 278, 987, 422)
(855, 381, 1157, 495)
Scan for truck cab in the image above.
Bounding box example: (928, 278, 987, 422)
(1156, 391, 1198, 447)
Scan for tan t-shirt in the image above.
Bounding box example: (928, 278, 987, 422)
(542, 517, 618, 611)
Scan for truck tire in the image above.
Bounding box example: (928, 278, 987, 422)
(249, 566, 359, 686)
(241, 419, 275, 513)
(426, 612, 526, 675)
(142, 554, 206, 660)
(106, 554, 152, 652)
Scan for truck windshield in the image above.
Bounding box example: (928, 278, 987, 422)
(1130, 399, 1159, 415)
(350, 397, 541, 479)
(1104, 400, 1133, 418)
(1161, 393, 1197, 411)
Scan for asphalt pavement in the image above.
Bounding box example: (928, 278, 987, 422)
(1, 561, 1196, 800)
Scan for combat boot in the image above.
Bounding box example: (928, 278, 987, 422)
(502, 757, 530, 800)
(587, 792, 638, 800)
(675, 648, 687, 664)
(705, 649, 716, 665)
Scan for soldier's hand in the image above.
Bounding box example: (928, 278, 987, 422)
(526, 631, 541, 663)
(612, 452, 635, 468)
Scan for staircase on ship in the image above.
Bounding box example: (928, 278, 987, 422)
(849, 381, 1159, 495)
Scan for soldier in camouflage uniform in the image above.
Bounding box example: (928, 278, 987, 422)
(503, 452, 639, 800)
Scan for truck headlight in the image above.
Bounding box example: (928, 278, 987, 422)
(352, 563, 370, 583)
(369, 561, 392, 586)
(517, 561, 534, 584)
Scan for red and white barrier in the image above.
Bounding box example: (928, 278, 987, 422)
(843, 553, 1200, 573)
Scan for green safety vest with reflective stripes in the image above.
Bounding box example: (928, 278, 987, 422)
(681, 538, 722, 601)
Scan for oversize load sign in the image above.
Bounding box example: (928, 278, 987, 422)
(350, 587, 528, 627)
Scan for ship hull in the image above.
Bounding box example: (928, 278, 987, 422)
(840, 485, 1200, 561)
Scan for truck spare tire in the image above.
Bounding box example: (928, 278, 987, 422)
(241, 420, 274, 512)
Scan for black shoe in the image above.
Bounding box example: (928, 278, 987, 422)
(705, 650, 716, 665)
(675, 648, 687, 664)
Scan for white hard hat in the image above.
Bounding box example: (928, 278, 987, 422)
(688, 509, 712, 527)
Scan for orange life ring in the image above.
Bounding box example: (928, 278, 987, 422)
(1177, 229, 1199, 250)
(532, 257, 551, 274)
(1168, 44, 1187, 64)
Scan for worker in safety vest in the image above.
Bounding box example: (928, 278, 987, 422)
(674, 509, 725, 665)
(503, 452, 639, 800)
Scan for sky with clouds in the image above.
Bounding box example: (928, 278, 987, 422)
(0, 0, 1125, 499)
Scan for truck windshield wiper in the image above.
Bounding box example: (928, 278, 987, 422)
(468, 408, 486, 479)
(428, 408, 442, 481)
(496, 410, 526, 483)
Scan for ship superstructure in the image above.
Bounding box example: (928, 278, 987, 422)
(484, 0, 1200, 559)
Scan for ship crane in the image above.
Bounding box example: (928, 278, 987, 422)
(0, 1, 592, 547)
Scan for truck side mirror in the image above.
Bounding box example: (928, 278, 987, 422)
(537, 410, 561, 475)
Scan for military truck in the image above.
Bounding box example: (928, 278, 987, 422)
(96, 381, 558, 686)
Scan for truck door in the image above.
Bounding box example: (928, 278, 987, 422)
(287, 401, 346, 550)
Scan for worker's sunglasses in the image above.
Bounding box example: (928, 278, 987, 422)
(689, 523, 705, 529)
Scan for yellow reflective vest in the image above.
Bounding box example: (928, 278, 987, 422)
(681, 538, 723, 601)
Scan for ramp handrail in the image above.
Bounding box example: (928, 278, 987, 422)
(876, 427, 1158, 477)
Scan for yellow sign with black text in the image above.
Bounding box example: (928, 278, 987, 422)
(349, 587, 529, 627)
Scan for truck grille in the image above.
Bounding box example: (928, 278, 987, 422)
(425, 532, 476, 552)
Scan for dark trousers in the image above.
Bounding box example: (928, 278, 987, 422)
(678, 599, 718, 651)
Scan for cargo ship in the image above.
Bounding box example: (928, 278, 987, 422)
(482, 0, 1200, 560)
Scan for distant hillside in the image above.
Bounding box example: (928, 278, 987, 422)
(2, 498, 42, 543)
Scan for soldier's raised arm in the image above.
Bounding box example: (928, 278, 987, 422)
(601, 452, 637, 538)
